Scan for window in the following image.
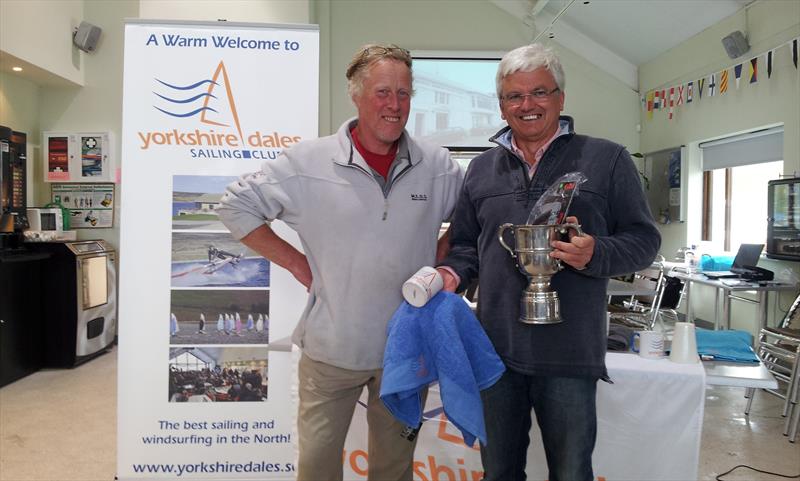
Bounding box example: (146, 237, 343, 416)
(702, 161, 783, 250)
(436, 112, 449, 130)
(472, 94, 495, 110)
(169, 351, 208, 371)
(701, 127, 784, 251)
(435, 91, 449, 104)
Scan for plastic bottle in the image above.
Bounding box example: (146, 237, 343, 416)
(685, 244, 697, 272)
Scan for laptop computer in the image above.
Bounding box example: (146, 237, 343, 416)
(703, 243, 764, 279)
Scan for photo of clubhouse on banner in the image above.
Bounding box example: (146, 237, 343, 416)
(172, 175, 234, 231)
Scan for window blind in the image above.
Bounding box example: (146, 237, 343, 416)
(700, 126, 783, 171)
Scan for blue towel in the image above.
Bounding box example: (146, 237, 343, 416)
(381, 291, 505, 447)
(695, 329, 759, 363)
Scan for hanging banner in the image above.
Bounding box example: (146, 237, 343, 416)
(118, 20, 318, 480)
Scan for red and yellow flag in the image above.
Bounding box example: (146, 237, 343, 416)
(719, 69, 729, 94)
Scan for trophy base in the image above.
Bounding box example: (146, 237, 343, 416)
(519, 290, 562, 324)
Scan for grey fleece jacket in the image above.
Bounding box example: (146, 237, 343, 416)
(217, 118, 463, 370)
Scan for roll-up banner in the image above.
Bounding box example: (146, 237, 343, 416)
(117, 20, 318, 480)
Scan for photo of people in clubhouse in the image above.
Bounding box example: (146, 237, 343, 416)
(168, 347, 267, 403)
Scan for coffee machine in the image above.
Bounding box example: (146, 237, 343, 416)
(0, 125, 28, 250)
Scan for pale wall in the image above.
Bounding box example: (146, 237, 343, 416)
(138, 0, 310, 24)
(0, 72, 40, 204)
(639, 0, 800, 331)
(316, 0, 640, 150)
(640, 0, 800, 256)
(1, 0, 312, 251)
(0, 0, 84, 85)
(35, 0, 139, 248)
(0, 73, 40, 139)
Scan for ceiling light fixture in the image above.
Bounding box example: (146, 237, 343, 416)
(12, 67, 22, 72)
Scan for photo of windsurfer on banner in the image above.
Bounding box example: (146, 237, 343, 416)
(206, 245, 242, 268)
(170, 232, 269, 288)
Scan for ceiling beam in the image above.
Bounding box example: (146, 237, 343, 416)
(488, 0, 639, 92)
(543, 15, 639, 91)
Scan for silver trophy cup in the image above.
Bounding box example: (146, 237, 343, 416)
(498, 223, 583, 324)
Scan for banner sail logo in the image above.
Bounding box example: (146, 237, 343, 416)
(200, 61, 244, 144)
(153, 60, 244, 145)
(141, 61, 300, 158)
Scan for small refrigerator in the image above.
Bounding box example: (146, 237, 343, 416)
(27, 240, 117, 367)
(767, 178, 800, 261)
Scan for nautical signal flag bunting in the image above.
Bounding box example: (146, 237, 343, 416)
(642, 36, 798, 122)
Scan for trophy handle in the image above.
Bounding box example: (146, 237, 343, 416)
(498, 223, 516, 257)
(558, 222, 584, 237)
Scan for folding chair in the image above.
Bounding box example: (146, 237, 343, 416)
(654, 269, 686, 329)
(608, 255, 666, 330)
(745, 292, 800, 442)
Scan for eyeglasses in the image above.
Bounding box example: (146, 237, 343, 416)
(346, 45, 411, 82)
(501, 87, 561, 106)
(362, 45, 410, 57)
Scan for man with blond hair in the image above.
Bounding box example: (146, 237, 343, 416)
(219, 44, 462, 480)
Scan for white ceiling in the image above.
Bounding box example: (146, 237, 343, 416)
(490, 0, 754, 90)
(1, 0, 755, 90)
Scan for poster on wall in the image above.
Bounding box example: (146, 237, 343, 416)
(80, 134, 106, 178)
(51, 183, 114, 228)
(46, 135, 71, 181)
(117, 20, 318, 480)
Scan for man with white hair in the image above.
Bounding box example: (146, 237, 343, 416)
(437, 44, 660, 481)
(218, 44, 463, 481)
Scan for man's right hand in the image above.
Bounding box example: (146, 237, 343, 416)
(436, 267, 459, 292)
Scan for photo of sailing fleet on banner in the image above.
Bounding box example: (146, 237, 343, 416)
(169, 174, 271, 404)
(170, 289, 269, 345)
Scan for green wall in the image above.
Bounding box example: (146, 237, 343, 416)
(638, 0, 800, 332)
(314, 0, 640, 149)
(0, 72, 40, 206)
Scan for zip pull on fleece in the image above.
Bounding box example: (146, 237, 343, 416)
(382, 199, 388, 221)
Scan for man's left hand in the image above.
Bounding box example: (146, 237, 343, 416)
(550, 216, 594, 270)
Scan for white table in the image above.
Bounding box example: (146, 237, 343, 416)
(344, 352, 706, 481)
(703, 359, 778, 389)
(669, 272, 796, 331)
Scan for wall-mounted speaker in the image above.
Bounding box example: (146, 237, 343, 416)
(73, 21, 102, 53)
(721, 30, 749, 59)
